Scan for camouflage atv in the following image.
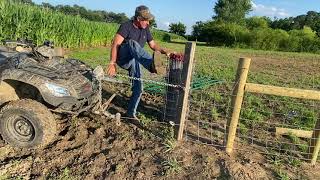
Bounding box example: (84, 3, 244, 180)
(0, 39, 116, 148)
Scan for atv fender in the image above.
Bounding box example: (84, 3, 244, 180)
(0, 81, 19, 104)
(1, 69, 76, 108)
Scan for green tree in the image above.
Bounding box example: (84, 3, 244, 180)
(192, 21, 206, 41)
(213, 0, 252, 24)
(105, 12, 129, 24)
(49, 3, 129, 24)
(271, 17, 295, 31)
(9, 0, 34, 5)
(245, 16, 269, 30)
(169, 22, 186, 36)
(202, 21, 249, 46)
(271, 11, 320, 36)
(41, 2, 55, 10)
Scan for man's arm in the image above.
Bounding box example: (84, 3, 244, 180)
(148, 40, 170, 56)
(107, 34, 124, 76)
(110, 34, 124, 63)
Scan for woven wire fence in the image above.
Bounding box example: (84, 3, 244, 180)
(184, 56, 320, 163)
(104, 46, 320, 164)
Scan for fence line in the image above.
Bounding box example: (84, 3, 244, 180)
(186, 56, 320, 164)
(103, 41, 319, 165)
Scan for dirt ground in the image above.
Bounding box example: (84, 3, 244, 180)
(0, 82, 319, 180)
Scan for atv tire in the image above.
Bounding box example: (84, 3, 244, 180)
(0, 99, 57, 148)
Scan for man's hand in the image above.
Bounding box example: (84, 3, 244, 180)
(165, 51, 174, 58)
(106, 63, 117, 77)
(148, 40, 172, 57)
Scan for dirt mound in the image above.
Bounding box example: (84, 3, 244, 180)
(0, 115, 163, 179)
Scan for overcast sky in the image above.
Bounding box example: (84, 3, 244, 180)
(33, 0, 320, 34)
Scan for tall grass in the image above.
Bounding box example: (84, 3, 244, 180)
(0, 1, 185, 48)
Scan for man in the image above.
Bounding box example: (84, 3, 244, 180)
(107, 5, 170, 120)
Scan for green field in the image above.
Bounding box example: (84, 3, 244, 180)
(70, 41, 320, 89)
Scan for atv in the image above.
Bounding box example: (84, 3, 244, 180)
(0, 39, 118, 149)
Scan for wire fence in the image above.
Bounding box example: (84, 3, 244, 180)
(103, 44, 320, 164)
(184, 56, 320, 164)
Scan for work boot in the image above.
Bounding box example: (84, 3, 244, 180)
(125, 113, 140, 121)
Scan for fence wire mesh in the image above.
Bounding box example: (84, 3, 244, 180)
(184, 55, 320, 164)
(103, 47, 320, 164)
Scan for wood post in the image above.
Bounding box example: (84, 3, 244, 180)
(275, 127, 313, 138)
(245, 83, 320, 101)
(309, 119, 320, 165)
(164, 42, 196, 141)
(176, 42, 196, 141)
(225, 58, 251, 154)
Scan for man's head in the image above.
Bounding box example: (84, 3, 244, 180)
(134, 5, 154, 29)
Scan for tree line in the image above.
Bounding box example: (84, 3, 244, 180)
(10, 0, 128, 24)
(168, 0, 320, 53)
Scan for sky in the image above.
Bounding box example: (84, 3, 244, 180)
(33, 0, 320, 34)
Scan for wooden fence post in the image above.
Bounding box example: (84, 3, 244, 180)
(309, 119, 320, 165)
(225, 58, 251, 154)
(164, 42, 196, 141)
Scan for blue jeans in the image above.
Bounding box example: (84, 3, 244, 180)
(117, 39, 153, 116)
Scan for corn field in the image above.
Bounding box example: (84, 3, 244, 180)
(0, 1, 185, 48)
(0, 1, 120, 48)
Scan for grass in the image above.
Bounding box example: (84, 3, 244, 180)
(68, 47, 110, 67)
(161, 157, 182, 175)
(276, 169, 290, 180)
(163, 139, 177, 153)
(58, 167, 73, 180)
(0, 174, 9, 180)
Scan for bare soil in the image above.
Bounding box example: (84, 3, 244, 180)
(0, 82, 319, 180)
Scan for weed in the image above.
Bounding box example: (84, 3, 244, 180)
(0, 174, 9, 180)
(238, 122, 249, 135)
(241, 108, 264, 126)
(287, 156, 302, 167)
(137, 113, 153, 125)
(209, 91, 223, 103)
(275, 169, 290, 180)
(298, 143, 308, 153)
(163, 139, 176, 153)
(286, 133, 309, 153)
(200, 122, 210, 129)
(287, 133, 299, 144)
(70, 117, 79, 128)
(161, 157, 182, 175)
(266, 152, 283, 167)
(210, 107, 220, 121)
(58, 167, 73, 180)
(140, 129, 153, 140)
(115, 163, 125, 172)
(159, 125, 174, 141)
